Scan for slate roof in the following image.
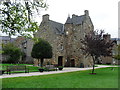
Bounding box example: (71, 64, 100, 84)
(40, 14, 88, 35)
(65, 15, 85, 25)
(0, 36, 10, 41)
(0, 36, 16, 42)
(111, 38, 120, 41)
(49, 20, 64, 35)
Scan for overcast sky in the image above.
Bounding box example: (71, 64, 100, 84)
(36, 0, 119, 38)
(0, 0, 119, 38)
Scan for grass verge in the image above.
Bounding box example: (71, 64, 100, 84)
(2, 67, 118, 88)
(0, 64, 39, 73)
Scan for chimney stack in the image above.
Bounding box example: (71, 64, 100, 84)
(42, 14, 49, 22)
(84, 10, 89, 16)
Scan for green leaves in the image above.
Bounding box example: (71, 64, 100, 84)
(31, 38, 52, 59)
(0, 0, 48, 38)
(113, 44, 120, 60)
(0, 2, 28, 36)
(113, 55, 120, 60)
(2, 43, 22, 63)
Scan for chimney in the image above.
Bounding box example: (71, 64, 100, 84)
(84, 10, 89, 16)
(42, 14, 49, 22)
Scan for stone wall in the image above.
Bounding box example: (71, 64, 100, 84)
(101, 56, 113, 64)
(33, 10, 94, 67)
(35, 20, 66, 66)
(64, 15, 94, 67)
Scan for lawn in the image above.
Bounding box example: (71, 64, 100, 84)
(0, 64, 39, 73)
(2, 67, 118, 88)
(0, 63, 33, 66)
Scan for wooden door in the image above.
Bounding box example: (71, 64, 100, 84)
(58, 56, 63, 66)
(71, 59, 75, 67)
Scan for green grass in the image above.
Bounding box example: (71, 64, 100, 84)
(2, 67, 118, 88)
(0, 63, 33, 66)
(97, 64, 119, 66)
(0, 64, 56, 73)
(0, 64, 39, 73)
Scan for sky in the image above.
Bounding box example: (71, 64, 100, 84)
(36, 0, 119, 38)
(0, 0, 119, 38)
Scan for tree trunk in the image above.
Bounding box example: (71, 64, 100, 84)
(40, 58, 44, 67)
(92, 56, 95, 74)
(38, 59, 39, 66)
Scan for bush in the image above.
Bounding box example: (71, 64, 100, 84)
(31, 38, 52, 67)
(113, 55, 120, 60)
(2, 43, 22, 63)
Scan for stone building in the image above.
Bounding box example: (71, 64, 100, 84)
(34, 10, 94, 67)
(95, 34, 118, 65)
(101, 34, 118, 65)
(0, 36, 16, 62)
(15, 36, 34, 63)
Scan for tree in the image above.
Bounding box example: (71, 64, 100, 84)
(2, 43, 22, 63)
(31, 38, 52, 67)
(0, 0, 48, 38)
(113, 44, 120, 60)
(114, 55, 120, 60)
(81, 30, 115, 74)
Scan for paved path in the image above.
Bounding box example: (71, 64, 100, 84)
(0, 65, 117, 78)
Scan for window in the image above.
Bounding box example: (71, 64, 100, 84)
(66, 31, 69, 35)
(60, 44, 63, 50)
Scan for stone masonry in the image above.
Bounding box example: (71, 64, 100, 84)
(33, 10, 94, 67)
